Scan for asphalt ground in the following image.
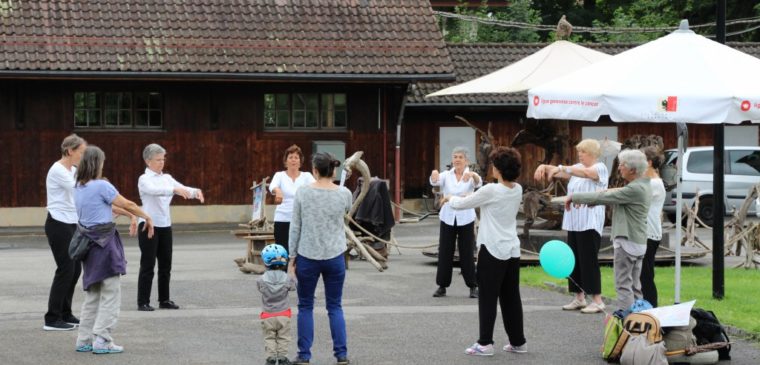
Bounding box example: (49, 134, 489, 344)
(1, 219, 759, 365)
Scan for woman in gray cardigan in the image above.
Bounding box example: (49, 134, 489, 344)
(566, 149, 652, 310)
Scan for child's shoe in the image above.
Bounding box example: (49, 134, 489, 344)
(291, 357, 309, 365)
(92, 337, 124, 354)
(503, 343, 527, 353)
(465, 342, 494, 356)
(336, 357, 350, 364)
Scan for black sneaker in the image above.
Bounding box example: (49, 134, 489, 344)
(159, 300, 180, 309)
(63, 315, 80, 325)
(336, 357, 350, 365)
(138, 304, 155, 312)
(432, 287, 446, 297)
(291, 357, 309, 365)
(43, 320, 76, 331)
(276, 357, 292, 365)
(470, 287, 479, 299)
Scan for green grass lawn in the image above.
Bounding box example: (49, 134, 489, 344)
(520, 264, 760, 336)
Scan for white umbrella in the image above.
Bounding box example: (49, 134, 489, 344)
(426, 40, 610, 97)
(528, 20, 760, 303)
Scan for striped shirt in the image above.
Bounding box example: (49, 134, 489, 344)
(562, 162, 609, 235)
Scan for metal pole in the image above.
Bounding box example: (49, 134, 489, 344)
(712, 0, 726, 300)
(675, 131, 684, 304)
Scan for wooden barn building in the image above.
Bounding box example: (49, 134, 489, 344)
(0, 1, 454, 226)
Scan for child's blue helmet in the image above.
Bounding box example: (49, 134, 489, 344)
(261, 244, 288, 267)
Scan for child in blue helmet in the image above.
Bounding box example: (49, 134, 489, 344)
(258, 244, 297, 365)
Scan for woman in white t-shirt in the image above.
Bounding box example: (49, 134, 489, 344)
(446, 147, 528, 356)
(43, 134, 87, 331)
(534, 139, 608, 314)
(640, 146, 666, 307)
(270, 144, 315, 253)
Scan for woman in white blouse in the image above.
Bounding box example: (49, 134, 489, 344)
(534, 139, 608, 314)
(640, 146, 666, 307)
(44, 134, 87, 331)
(445, 147, 528, 356)
(430, 146, 482, 299)
(269, 144, 315, 252)
(136, 143, 204, 312)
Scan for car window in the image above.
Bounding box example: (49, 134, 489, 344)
(664, 150, 677, 166)
(686, 151, 713, 174)
(729, 150, 760, 176)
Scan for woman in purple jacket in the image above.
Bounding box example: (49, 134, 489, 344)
(73, 146, 154, 354)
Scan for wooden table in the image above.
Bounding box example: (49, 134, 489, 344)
(240, 234, 275, 265)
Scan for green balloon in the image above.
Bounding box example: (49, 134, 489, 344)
(539, 240, 575, 279)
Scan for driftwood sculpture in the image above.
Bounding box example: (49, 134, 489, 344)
(724, 184, 760, 268)
(511, 118, 570, 165)
(609, 134, 664, 188)
(343, 151, 390, 272)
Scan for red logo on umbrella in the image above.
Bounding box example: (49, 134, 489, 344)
(533, 96, 540, 106)
(741, 100, 751, 112)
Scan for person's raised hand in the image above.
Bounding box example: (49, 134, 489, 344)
(430, 170, 440, 183)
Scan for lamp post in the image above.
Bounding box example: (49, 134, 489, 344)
(712, 0, 726, 300)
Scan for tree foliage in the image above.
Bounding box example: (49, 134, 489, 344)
(438, 0, 760, 43)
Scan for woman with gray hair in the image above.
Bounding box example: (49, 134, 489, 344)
(73, 145, 154, 354)
(566, 149, 652, 310)
(534, 139, 608, 313)
(136, 143, 204, 312)
(429, 146, 482, 298)
(44, 134, 87, 331)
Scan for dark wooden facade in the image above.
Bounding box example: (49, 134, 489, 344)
(0, 79, 405, 207)
(402, 106, 736, 198)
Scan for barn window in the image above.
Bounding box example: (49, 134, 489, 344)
(264, 93, 347, 130)
(74, 91, 163, 129)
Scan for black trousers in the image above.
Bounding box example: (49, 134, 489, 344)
(436, 220, 476, 288)
(273, 221, 290, 253)
(640, 238, 661, 307)
(476, 247, 525, 347)
(567, 229, 602, 295)
(44, 214, 81, 324)
(138, 224, 173, 305)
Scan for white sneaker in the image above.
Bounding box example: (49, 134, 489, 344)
(503, 343, 527, 353)
(93, 338, 124, 354)
(465, 343, 494, 356)
(581, 301, 605, 314)
(562, 298, 587, 310)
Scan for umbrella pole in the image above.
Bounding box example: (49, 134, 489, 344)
(674, 131, 684, 304)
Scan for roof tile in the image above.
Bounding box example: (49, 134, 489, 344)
(0, 0, 452, 77)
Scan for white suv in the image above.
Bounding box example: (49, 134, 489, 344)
(662, 146, 760, 225)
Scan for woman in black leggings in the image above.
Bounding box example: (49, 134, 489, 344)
(446, 147, 527, 357)
(44, 134, 87, 331)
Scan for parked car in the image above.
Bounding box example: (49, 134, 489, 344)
(662, 146, 760, 226)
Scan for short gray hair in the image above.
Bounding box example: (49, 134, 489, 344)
(61, 134, 86, 157)
(143, 143, 166, 161)
(618, 149, 648, 178)
(452, 146, 470, 160)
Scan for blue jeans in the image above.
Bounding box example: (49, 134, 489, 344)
(295, 254, 347, 360)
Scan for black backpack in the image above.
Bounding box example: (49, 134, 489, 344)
(690, 308, 731, 360)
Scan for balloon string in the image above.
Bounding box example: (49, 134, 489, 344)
(566, 276, 632, 336)
(566, 276, 617, 317)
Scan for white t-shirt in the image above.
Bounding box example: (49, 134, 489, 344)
(430, 167, 482, 226)
(647, 178, 666, 240)
(269, 171, 316, 222)
(563, 162, 609, 235)
(449, 182, 523, 260)
(46, 161, 78, 224)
